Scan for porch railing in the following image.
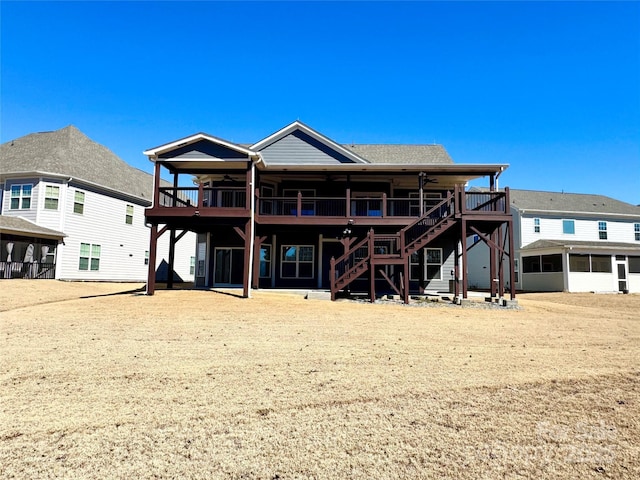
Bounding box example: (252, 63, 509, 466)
(158, 187, 247, 208)
(0, 262, 56, 279)
(154, 187, 509, 218)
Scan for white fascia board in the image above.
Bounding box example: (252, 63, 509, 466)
(250, 121, 370, 164)
(143, 133, 257, 159)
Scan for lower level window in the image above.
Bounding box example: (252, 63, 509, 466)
(569, 254, 612, 273)
(281, 245, 314, 278)
(409, 248, 443, 281)
(523, 254, 562, 273)
(79, 243, 101, 271)
(189, 256, 195, 274)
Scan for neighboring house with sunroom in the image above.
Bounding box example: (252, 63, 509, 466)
(144, 120, 517, 303)
(0, 126, 195, 281)
(467, 189, 640, 293)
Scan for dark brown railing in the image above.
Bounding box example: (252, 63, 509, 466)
(154, 187, 509, 218)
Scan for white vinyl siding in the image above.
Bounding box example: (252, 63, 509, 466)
(59, 187, 151, 281)
(520, 216, 640, 247)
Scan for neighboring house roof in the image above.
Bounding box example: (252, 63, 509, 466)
(521, 239, 640, 252)
(0, 215, 66, 240)
(342, 144, 453, 165)
(510, 189, 640, 217)
(1, 126, 154, 203)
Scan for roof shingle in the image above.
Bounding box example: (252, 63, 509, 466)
(1, 126, 154, 202)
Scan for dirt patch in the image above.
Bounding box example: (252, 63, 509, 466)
(1, 282, 638, 478)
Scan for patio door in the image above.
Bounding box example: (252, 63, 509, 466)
(321, 240, 344, 289)
(214, 248, 244, 286)
(615, 255, 627, 292)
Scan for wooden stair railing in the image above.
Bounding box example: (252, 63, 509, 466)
(330, 232, 372, 300)
(399, 192, 455, 254)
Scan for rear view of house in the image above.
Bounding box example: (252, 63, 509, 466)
(144, 121, 516, 303)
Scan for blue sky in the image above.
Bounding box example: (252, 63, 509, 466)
(2, 1, 639, 204)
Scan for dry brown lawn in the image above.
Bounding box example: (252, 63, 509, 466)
(1, 281, 638, 479)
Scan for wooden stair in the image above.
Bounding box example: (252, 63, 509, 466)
(330, 194, 458, 300)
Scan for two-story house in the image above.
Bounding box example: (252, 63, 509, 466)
(468, 189, 640, 293)
(144, 121, 516, 303)
(1, 126, 195, 282)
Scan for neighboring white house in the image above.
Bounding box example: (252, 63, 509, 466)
(468, 189, 640, 293)
(0, 126, 196, 282)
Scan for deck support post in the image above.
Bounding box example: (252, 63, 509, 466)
(461, 218, 468, 299)
(498, 226, 506, 298)
(252, 235, 268, 288)
(403, 256, 410, 304)
(167, 229, 176, 289)
(146, 224, 158, 295)
(490, 227, 497, 299)
(242, 219, 252, 298)
(369, 229, 375, 303)
(153, 161, 161, 207)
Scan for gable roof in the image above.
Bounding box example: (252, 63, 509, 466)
(1, 126, 154, 202)
(342, 144, 453, 164)
(510, 189, 640, 217)
(0, 215, 66, 240)
(250, 121, 369, 165)
(143, 132, 256, 159)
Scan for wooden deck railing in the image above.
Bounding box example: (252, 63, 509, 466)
(153, 187, 510, 218)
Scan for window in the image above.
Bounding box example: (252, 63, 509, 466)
(426, 248, 442, 280)
(409, 248, 443, 281)
(541, 254, 563, 272)
(534, 218, 540, 233)
(591, 255, 612, 273)
(281, 245, 314, 278)
(144, 251, 149, 265)
(569, 254, 612, 273)
(10, 184, 32, 209)
(79, 243, 101, 271)
(598, 221, 607, 240)
(125, 205, 134, 225)
(73, 191, 85, 214)
(260, 245, 272, 278)
(629, 256, 640, 274)
(44, 185, 60, 210)
(562, 219, 575, 235)
(522, 256, 541, 273)
(634, 224, 640, 242)
(189, 256, 196, 275)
